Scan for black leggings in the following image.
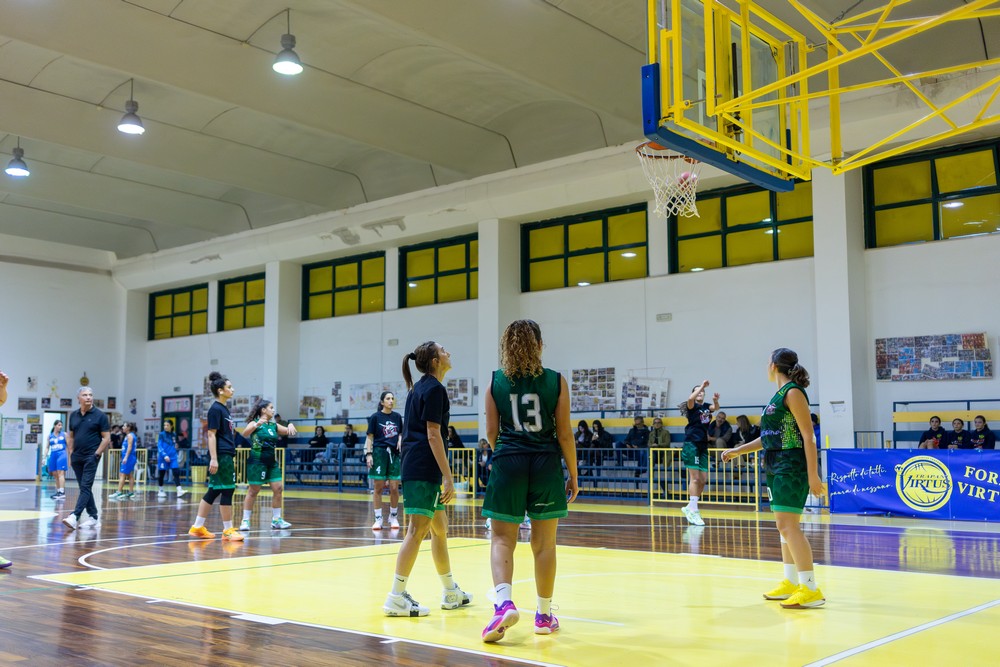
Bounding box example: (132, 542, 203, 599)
(202, 487, 234, 506)
(158, 468, 180, 487)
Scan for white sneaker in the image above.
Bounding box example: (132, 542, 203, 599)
(239, 519, 251, 532)
(384, 591, 429, 617)
(157, 490, 167, 499)
(681, 506, 706, 526)
(176, 488, 187, 497)
(62, 514, 79, 530)
(484, 517, 492, 530)
(441, 585, 473, 610)
(389, 513, 400, 529)
(80, 516, 99, 528)
(108, 492, 121, 501)
(271, 518, 292, 529)
(372, 518, 383, 531)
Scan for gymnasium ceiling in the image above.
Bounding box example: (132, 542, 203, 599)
(1, 1, 998, 259)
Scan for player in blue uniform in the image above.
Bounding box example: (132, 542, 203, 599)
(47, 420, 69, 500)
(111, 422, 138, 500)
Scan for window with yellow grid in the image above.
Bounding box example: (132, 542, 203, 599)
(399, 235, 478, 307)
(302, 253, 385, 320)
(522, 203, 647, 291)
(670, 181, 813, 274)
(148, 284, 209, 340)
(218, 273, 265, 331)
(866, 140, 1000, 248)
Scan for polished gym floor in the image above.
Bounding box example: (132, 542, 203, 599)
(0, 481, 997, 666)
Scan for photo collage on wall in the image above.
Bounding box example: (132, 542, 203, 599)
(620, 376, 671, 412)
(348, 382, 408, 414)
(445, 377, 474, 408)
(875, 332, 993, 381)
(570, 367, 617, 411)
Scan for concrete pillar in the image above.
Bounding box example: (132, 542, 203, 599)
(647, 198, 670, 277)
(384, 247, 399, 310)
(262, 261, 300, 413)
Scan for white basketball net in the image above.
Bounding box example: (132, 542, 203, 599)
(636, 142, 702, 218)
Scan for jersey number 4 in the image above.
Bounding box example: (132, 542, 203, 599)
(509, 394, 542, 432)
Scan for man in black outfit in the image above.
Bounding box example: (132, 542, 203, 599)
(63, 386, 110, 530)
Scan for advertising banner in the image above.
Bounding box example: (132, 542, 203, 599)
(829, 449, 1000, 522)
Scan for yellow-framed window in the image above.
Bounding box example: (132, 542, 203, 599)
(522, 203, 648, 292)
(866, 140, 1000, 248)
(399, 235, 478, 307)
(148, 284, 209, 340)
(670, 181, 813, 273)
(302, 252, 385, 320)
(218, 273, 265, 331)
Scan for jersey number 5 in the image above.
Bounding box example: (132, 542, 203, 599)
(509, 394, 542, 432)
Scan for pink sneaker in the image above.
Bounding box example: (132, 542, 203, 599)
(482, 600, 519, 643)
(534, 611, 560, 635)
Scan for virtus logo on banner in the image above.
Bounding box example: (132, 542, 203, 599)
(895, 456, 953, 512)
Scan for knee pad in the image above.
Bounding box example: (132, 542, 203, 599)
(202, 488, 222, 504)
(220, 488, 234, 506)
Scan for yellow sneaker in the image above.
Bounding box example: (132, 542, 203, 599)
(780, 585, 825, 609)
(763, 579, 799, 600)
(188, 525, 215, 539)
(222, 527, 245, 542)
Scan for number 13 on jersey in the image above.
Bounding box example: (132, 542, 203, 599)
(509, 393, 542, 432)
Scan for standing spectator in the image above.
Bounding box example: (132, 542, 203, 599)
(109, 423, 123, 450)
(621, 416, 650, 475)
(735, 415, 760, 445)
(0, 370, 11, 568)
(970, 416, 996, 450)
(110, 422, 138, 501)
(680, 380, 719, 526)
(942, 418, 970, 449)
(574, 421, 592, 476)
(918, 416, 946, 449)
(188, 371, 244, 542)
(382, 341, 471, 618)
(722, 348, 824, 609)
(709, 412, 733, 447)
(156, 420, 185, 499)
(47, 420, 68, 500)
(63, 387, 111, 530)
(366, 391, 403, 530)
(477, 438, 493, 490)
(342, 423, 360, 449)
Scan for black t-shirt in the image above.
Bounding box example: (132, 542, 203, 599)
(206, 401, 236, 456)
(969, 428, 996, 449)
(942, 430, 970, 449)
(368, 411, 403, 450)
(684, 402, 713, 444)
(401, 375, 449, 483)
(919, 428, 945, 447)
(69, 407, 110, 457)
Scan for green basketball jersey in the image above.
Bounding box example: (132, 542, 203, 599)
(491, 368, 561, 456)
(760, 382, 808, 451)
(251, 421, 278, 453)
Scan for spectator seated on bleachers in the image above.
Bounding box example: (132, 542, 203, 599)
(734, 415, 760, 445)
(970, 415, 996, 450)
(477, 438, 492, 491)
(709, 412, 733, 447)
(575, 421, 593, 476)
(942, 418, 970, 449)
(918, 416, 946, 449)
(590, 419, 614, 463)
(620, 416, 650, 473)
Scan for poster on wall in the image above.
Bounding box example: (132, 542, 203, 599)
(875, 332, 993, 381)
(299, 395, 326, 419)
(570, 367, 617, 411)
(445, 377, 474, 408)
(349, 382, 407, 412)
(0, 417, 24, 450)
(17, 397, 36, 411)
(143, 419, 160, 448)
(621, 375, 670, 413)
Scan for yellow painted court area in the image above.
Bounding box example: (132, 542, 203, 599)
(37, 537, 1000, 666)
(0, 510, 54, 522)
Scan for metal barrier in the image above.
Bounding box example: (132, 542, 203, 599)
(234, 447, 286, 485)
(448, 447, 478, 494)
(105, 448, 149, 486)
(649, 447, 762, 510)
(854, 430, 886, 449)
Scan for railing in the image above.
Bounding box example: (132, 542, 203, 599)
(648, 447, 762, 509)
(854, 431, 886, 449)
(105, 448, 149, 486)
(448, 447, 478, 495)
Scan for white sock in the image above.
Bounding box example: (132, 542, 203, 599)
(439, 572, 456, 590)
(688, 496, 699, 511)
(374, 508, 383, 519)
(57, 488, 64, 492)
(783, 563, 799, 584)
(389, 506, 398, 515)
(272, 507, 282, 520)
(223, 521, 233, 530)
(537, 596, 552, 615)
(799, 570, 817, 591)
(176, 485, 183, 493)
(242, 510, 252, 521)
(391, 574, 408, 596)
(495, 583, 513, 605)
(193, 515, 206, 528)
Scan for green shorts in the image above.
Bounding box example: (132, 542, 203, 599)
(681, 442, 710, 472)
(402, 480, 445, 518)
(208, 453, 237, 490)
(369, 447, 401, 481)
(764, 448, 809, 514)
(247, 449, 283, 485)
(482, 452, 568, 523)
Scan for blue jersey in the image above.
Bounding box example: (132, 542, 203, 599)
(48, 433, 67, 452)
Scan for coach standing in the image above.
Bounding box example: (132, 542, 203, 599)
(63, 386, 110, 530)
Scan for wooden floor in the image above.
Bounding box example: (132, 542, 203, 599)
(0, 481, 998, 666)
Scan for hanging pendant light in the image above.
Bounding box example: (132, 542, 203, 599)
(117, 79, 145, 135)
(272, 9, 303, 75)
(5, 138, 30, 177)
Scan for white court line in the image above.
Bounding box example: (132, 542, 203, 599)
(804, 598, 1000, 667)
(0, 486, 32, 496)
(231, 613, 287, 625)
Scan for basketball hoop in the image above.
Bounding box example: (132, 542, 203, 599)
(636, 141, 702, 218)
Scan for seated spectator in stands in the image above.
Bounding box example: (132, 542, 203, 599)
(648, 417, 670, 448)
(811, 413, 821, 447)
(477, 438, 493, 491)
(591, 420, 613, 464)
(309, 426, 330, 467)
(708, 412, 733, 447)
(918, 416, 946, 449)
(576, 420, 593, 476)
(734, 415, 760, 445)
(446, 425, 465, 449)
(621, 416, 650, 469)
(342, 423, 359, 449)
(275, 414, 289, 448)
(970, 416, 996, 450)
(942, 418, 971, 449)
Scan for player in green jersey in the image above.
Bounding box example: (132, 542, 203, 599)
(240, 398, 297, 532)
(722, 348, 825, 609)
(481, 320, 578, 642)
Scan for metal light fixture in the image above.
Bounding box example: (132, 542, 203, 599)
(117, 79, 145, 135)
(5, 138, 29, 177)
(272, 9, 303, 75)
